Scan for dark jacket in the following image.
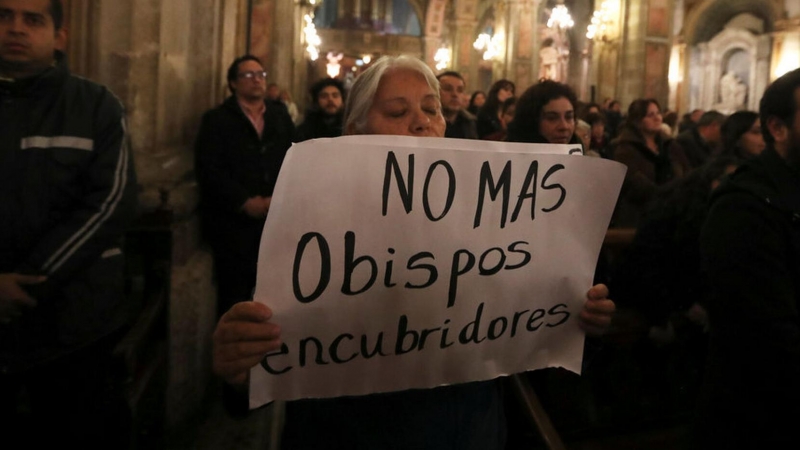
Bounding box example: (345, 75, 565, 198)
(194, 96, 294, 294)
(610, 127, 676, 227)
(476, 108, 502, 139)
(0, 62, 138, 372)
(296, 109, 343, 142)
(673, 127, 713, 170)
(445, 110, 478, 140)
(697, 147, 800, 448)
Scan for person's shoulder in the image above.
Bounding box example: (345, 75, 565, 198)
(63, 73, 125, 115)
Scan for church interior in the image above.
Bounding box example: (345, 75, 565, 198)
(50, 0, 800, 448)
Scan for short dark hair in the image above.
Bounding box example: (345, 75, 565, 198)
(310, 77, 345, 102)
(226, 55, 263, 93)
(759, 67, 800, 145)
(697, 110, 726, 127)
(506, 79, 578, 144)
(49, 0, 63, 31)
(436, 71, 464, 83)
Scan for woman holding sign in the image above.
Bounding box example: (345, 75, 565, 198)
(212, 55, 616, 449)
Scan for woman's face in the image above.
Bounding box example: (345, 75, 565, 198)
(640, 102, 663, 135)
(361, 68, 446, 137)
(538, 96, 575, 144)
(497, 86, 514, 103)
(473, 92, 486, 108)
(739, 118, 766, 157)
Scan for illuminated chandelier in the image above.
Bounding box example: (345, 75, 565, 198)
(303, 1, 321, 61)
(586, 0, 617, 41)
(434, 45, 452, 71)
(473, 32, 504, 61)
(547, 5, 574, 30)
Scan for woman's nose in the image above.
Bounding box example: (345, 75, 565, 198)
(410, 109, 431, 133)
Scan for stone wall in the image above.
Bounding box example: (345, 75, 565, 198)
(64, 0, 248, 430)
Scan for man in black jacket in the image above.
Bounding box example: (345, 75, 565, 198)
(0, 0, 138, 446)
(195, 55, 294, 318)
(697, 67, 800, 449)
(296, 77, 345, 142)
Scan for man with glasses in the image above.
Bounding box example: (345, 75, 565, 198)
(437, 71, 478, 140)
(195, 55, 294, 321)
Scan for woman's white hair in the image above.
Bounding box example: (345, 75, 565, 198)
(343, 55, 440, 135)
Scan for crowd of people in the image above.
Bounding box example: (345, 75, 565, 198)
(2, 0, 800, 448)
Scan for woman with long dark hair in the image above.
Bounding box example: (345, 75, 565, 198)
(476, 79, 515, 138)
(720, 110, 765, 160)
(610, 98, 682, 227)
(506, 79, 581, 145)
(467, 90, 486, 116)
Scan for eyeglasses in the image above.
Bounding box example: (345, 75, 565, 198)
(238, 71, 268, 80)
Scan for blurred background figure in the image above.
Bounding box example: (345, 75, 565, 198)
(672, 110, 726, 173)
(610, 98, 681, 228)
(477, 79, 515, 139)
(295, 78, 346, 142)
(720, 110, 766, 160)
(280, 89, 301, 125)
(468, 90, 486, 116)
(483, 97, 516, 141)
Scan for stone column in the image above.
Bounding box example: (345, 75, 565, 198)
(453, 18, 478, 88)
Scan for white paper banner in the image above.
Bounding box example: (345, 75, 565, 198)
(250, 135, 625, 408)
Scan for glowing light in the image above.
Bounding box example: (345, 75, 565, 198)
(326, 52, 343, 78)
(473, 32, 504, 61)
(434, 46, 451, 71)
(586, 0, 618, 41)
(548, 5, 574, 30)
(303, 14, 321, 61)
(774, 36, 800, 79)
(362, 55, 371, 64)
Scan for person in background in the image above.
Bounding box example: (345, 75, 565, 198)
(697, 67, 800, 449)
(672, 110, 726, 172)
(678, 108, 704, 133)
(195, 55, 294, 319)
(720, 110, 766, 160)
(605, 99, 623, 139)
(211, 55, 617, 449)
(506, 79, 581, 146)
(610, 98, 683, 228)
(477, 79, 515, 138)
(0, 0, 138, 446)
(468, 90, 486, 115)
(295, 77, 345, 142)
(279, 89, 301, 125)
(576, 119, 596, 156)
(266, 81, 280, 101)
(586, 112, 611, 158)
(483, 97, 516, 141)
(437, 70, 478, 139)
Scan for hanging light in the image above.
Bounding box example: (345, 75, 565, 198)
(586, 0, 618, 41)
(303, 13, 321, 61)
(326, 52, 343, 78)
(434, 45, 451, 71)
(547, 5, 574, 30)
(473, 32, 504, 61)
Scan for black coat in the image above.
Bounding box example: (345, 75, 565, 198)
(194, 96, 294, 293)
(296, 109, 343, 142)
(697, 147, 800, 448)
(0, 62, 138, 372)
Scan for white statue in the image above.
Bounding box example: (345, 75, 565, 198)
(720, 71, 746, 109)
(539, 46, 559, 80)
